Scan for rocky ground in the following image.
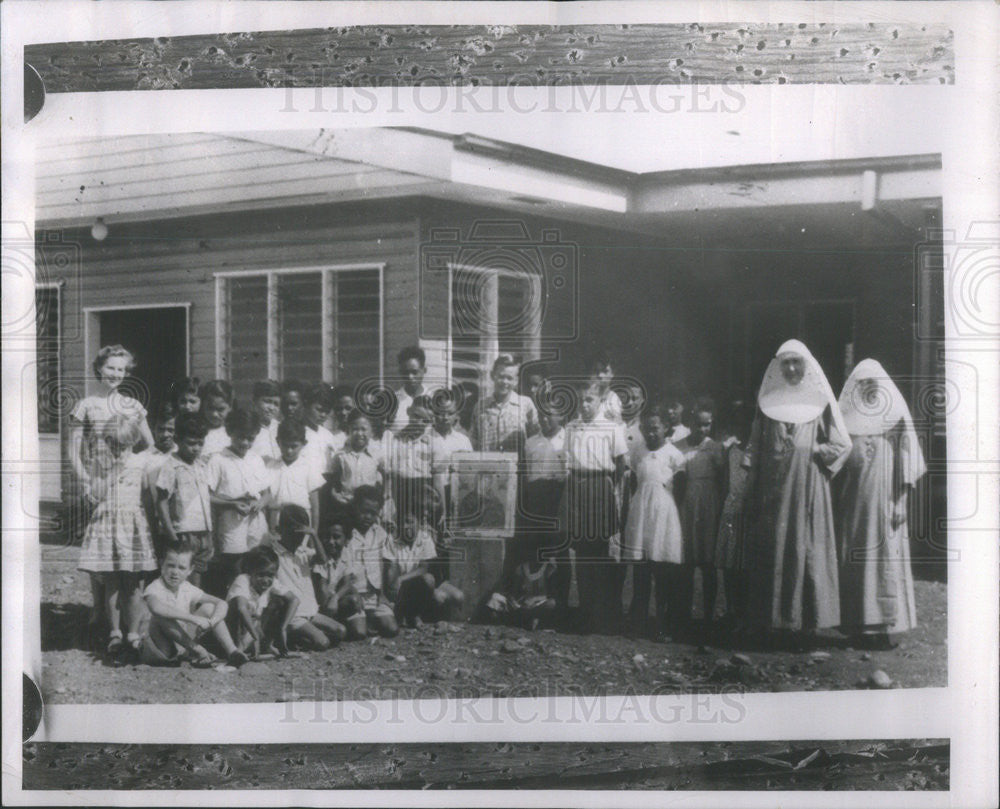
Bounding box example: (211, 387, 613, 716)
(37, 544, 947, 705)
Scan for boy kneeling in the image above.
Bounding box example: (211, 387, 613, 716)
(141, 540, 248, 668)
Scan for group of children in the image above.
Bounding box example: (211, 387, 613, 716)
(71, 339, 924, 666)
(71, 345, 469, 668)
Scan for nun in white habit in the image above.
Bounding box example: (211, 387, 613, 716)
(742, 340, 853, 638)
(836, 359, 926, 648)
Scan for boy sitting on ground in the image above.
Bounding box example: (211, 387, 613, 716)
(226, 544, 299, 659)
(340, 486, 399, 638)
(268, 505, 347, 651)
(140, 540, 248, 668)
(383, 507, 464, 628)
(313, 516, 366, 640)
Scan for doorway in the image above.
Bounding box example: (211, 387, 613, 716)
(87, 305, 189, 413)
(742, 299, 855, 396)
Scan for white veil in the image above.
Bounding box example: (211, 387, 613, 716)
(757, 339, 847, 434)
(839, 357, 927, 481)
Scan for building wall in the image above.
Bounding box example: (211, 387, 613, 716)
(36, 200, 422, 499)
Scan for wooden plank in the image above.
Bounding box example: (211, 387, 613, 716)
(25, 24, 954, 91)
(37, 168, 426, 223)
(21, 739, 949, 790)
(36, 146, 350, 193)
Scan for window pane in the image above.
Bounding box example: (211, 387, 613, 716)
(277, 273, 323, 384)
(334, 270, 380, 385)
(226, 275, 268, 406)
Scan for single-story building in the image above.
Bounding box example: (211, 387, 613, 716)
(33, 127, 946, 567)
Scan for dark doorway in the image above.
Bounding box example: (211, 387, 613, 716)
(98, 307, 188, 414)
(743, 299, 855, 395)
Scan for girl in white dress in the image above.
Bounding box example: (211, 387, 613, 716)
(622, 403, 687, 640)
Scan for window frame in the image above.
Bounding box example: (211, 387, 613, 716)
(214, 263, 385, 386)
(445, 261, 543, 388)
(35, 281, 62, 436)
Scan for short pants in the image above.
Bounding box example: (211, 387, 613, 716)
(176, 531, 214, 573)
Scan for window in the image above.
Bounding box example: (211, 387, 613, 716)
(448, 264, 542, 395)
(35, 285, 60, 435)
(216, 266, 383, 405)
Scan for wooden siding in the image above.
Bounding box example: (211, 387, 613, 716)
(36, 133, 428, 226)
(37, 202, 421, 467)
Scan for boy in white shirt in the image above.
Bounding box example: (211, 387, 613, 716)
(388, 345, 438, 433)
(589, 350, 623, 424)
(267, 505, 345, 650)
(205, 408, 270, 596)
(522, 407, 568, 567)
(383, 508, 464, 627)
(226, 544, 299, 658)
(303, 382, 339, 473)
(428, 389, 473, 513)
(557, 383, 627, 634)
(341, 486, 399, 638)
(328, 384, 354, 452)
(266, 418, 324, 530)
(141, 542, 247, 668)
(198, 380, 235, 458)
(250, 380, 282, 463)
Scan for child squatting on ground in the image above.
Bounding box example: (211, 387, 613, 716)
(140, 541, 248, 668)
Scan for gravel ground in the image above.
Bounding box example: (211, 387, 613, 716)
(37, 544, 947, 705)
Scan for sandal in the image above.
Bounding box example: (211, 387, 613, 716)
(106, 630, 123, 656)
(191, 654, 219, 669)
(227, 650, 249, 669)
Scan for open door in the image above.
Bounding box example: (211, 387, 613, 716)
(88, 305, 189, 413)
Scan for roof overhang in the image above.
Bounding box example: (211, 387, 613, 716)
(36, 127, 940, 247)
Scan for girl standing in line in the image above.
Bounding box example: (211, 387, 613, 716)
(714, 398, 754, 632)
(674, 398, 727, 627)
(621, 402, 687, 640)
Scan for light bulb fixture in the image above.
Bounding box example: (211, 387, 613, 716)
(90, 217, 108, 242)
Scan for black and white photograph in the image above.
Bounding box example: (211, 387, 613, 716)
(30, 122, 949, 704)
(3, 1, 998, 805)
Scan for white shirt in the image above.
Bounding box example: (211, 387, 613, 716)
(429, 430, 474, 475)
(388, 385, 440, 433)
(382, 529, 437, 575)
(597, 389, 624, 423)
(565, 417, 627, 472)
(267, 537, 319, 620)
(251, 420, 281, 464)
(205, 448, 270, 554)
(624, 420, 648, 470)
(138, 446, 173, 492)
(226, 573, 291, 617)
(267, 454, 325, 517)
(344, 525, 388, 594)
(144, 578, 205, 615)
(303, 423, 339, 473)
(524, 429, 567, 482)
(202, 426, 230, 457)
(668, 424, 692, 445)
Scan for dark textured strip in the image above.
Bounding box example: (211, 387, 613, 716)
(26, 23, 954, 92)
(23, 740, 949, 790)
